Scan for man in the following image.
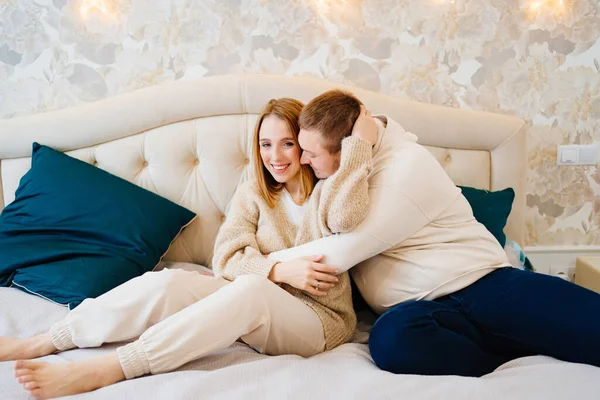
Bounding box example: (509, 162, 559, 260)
(269, 90, 600, 377)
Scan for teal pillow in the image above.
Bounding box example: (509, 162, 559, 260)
(0, 143, 196, 309)
(458, 186, 515, 247)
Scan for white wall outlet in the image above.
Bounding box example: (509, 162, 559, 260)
(557, 143, 600, 166)
(549, 265, 576, 282)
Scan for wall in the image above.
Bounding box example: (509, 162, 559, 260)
(1, 0, 599, 246)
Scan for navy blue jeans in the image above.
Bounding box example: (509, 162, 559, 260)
(368, 267, 600, 377)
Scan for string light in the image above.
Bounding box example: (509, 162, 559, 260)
(80, 0, 111, 17)
(525, 0, 567, 15)
(528, 0, 567, 13)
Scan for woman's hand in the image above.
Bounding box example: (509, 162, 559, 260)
(268, 255, 339, 296)
(351, 105, 378, 145)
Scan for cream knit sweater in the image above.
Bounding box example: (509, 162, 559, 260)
(212, 137, 372, 350)
(269, 117, 512, 315)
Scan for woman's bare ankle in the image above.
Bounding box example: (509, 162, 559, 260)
(0, 334, 56, 361)
(29, 333, 58, 356)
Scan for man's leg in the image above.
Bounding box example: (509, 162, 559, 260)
(458, 267, 600, 368)
(369, 299, 510, 376)
(0, 269, 227, 360)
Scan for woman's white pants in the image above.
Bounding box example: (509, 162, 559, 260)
(49, 269, 325, 379)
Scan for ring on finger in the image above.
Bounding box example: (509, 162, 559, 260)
(315, 280, 320, 291)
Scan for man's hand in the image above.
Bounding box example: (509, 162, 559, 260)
(268, 255, 339, 297)
(351, 105, 378, 145)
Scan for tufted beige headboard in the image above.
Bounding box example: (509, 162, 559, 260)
(0, 74, 526, 266)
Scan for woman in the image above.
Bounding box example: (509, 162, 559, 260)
(4, 98, 377, 399)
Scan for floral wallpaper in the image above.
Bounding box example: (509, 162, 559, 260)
(1, 0, 599, 246)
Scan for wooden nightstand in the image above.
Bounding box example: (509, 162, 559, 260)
(574, 257, 600, 294)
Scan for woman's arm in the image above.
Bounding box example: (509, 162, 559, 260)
(312, 136, 373, 235)
(212, 186, 278, 281)
(213, 183, 340, 296)
(300, 108, 378, 237)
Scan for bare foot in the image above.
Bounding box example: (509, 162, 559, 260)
(14, 353, 125, 399)
(0, 334, 56, 361)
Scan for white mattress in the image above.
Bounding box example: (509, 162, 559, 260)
(1, 286, 599, 400)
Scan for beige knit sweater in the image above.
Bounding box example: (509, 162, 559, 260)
(212, 136, 372, 350)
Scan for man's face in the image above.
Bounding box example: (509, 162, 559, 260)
(298, 128, 340, 179)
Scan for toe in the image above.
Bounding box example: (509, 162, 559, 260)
(14, 368, 32, 378)
(18, 374, 34, 384)
(29, 388, 45, 400)
(24, 381, 39, 390)
(20, 360, 41, 370)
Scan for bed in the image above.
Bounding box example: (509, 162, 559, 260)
(1, 74, 599, 399)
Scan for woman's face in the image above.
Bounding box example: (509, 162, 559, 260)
(259, 114, 302, 184)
